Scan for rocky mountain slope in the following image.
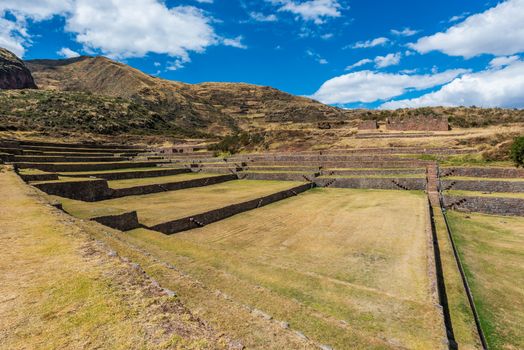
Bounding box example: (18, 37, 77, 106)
(0, 48, 37, 89)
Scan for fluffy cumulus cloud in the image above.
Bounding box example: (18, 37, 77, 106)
(489, 55, 520, 68)
(269, 0, 342, 24)
(0, 17, 27, 56)
(381, 59, 524, 109)
(410, 0, 524, 58)
(0, 0, 73, 56)
(0, 0, 241, 60)
(311, 69, 468, 104)
(374, 52, 401, 68)
(57, 47, 80, 58)
(64, 0, 218, 59)
(351, 37, 389, 49)
(346, 53, 401, 70)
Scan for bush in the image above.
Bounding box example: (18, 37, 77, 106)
(510, 136, 524, 167)
(211, 132, 265, 155)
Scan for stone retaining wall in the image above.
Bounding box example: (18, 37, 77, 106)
(21, 173, 59, 182)
(246, 166, 321, 172)
(239, 172, 317, 182)
(441, 179, 524, 192)
(441, 167, 524, 178)
(150, 183, 313, 234)
(91, 211, 141, 231)
(33, 179, 113, 201)
(16, 161, 166, 172)
(60, 168, 191, 180)
(111, 174, 237, 198)
(20, 140, 144, 150)
(386, 116, 449, 131)
(0, 147, 23, 155)
(357, 120, 378, 130)
(315, 177, 426, 190)
(13, 155, 129, 163)
(243, 160, 429, 168)
(443, 195, 524, 216)
(190, 167, 240, 174)
(322, 168, 425, 176)
(234, 155, 414, 162)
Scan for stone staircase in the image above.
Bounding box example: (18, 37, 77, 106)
(426, 163, 440, 206)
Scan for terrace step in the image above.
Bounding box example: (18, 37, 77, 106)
(148, 183, 314, 234)
(13, 155, 129, 163)
(14, 161, 170, 172)
(57, 167, 191, 180)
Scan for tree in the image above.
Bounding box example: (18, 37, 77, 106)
(510, 136, 524, 167)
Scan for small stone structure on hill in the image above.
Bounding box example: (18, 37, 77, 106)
(386, 116, 449, 131)
(357, 120, 378, 130)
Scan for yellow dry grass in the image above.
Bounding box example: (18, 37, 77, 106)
(0, 166, 231, 349)
(55, 179, 301, 226)
(117, 188, 447, 349)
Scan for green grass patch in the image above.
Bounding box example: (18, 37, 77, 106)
(447, 211, 524, 349)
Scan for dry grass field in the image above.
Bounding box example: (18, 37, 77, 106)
(56, 179, 302, 226)
(0, 167, 232, 349)
(447, 211, 524, 350)
(108, 188, 447, 349)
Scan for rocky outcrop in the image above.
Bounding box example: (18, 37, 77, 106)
(0, 48, 37, 89)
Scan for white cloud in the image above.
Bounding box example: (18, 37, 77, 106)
(381, 60, 524, 109)
(57, 47, 80, 58)
(410, 0, 524, 58)
(351, 37, 389, 49)
(346, 53, 401, 70)
(65, 0, 218, 59)
(306, 49, 328, 64)
(489, 55, 520, 68)
(249, 12, 278, 22)
(222, 36, 247, 49)
(0, 0, 73, 57)
(0, 0, 241, 63)
(310, 69, 468, 104)
(0, 17, 27, 57)
(321, 33, 333, 40)
(448, 12, 469, 23)
(270, 0, 342, 24)
(195, 0, 213, 3)
(166, 59, 186, 71)
(374, 52, 401, 68)
(0, 0, 72, 21)
(345, 58, 372, 70)
(390, 27, 418, 37)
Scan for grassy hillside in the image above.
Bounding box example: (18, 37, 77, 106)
(26, 56, 345, 133)
(0, 89, 210, 138)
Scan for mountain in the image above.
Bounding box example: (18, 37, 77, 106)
(0, 48, 37, 90)
(25, 56, 346, 134)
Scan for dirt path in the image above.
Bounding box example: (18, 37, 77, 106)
(0, 166, 234, 350)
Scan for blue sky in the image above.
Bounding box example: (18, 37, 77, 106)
(1, 0, 523, 109)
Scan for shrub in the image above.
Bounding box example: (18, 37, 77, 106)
(510, 136, 524, 167)
(211, 132, 265, 155)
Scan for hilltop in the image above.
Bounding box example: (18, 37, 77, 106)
(26, 56, 345, 134)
